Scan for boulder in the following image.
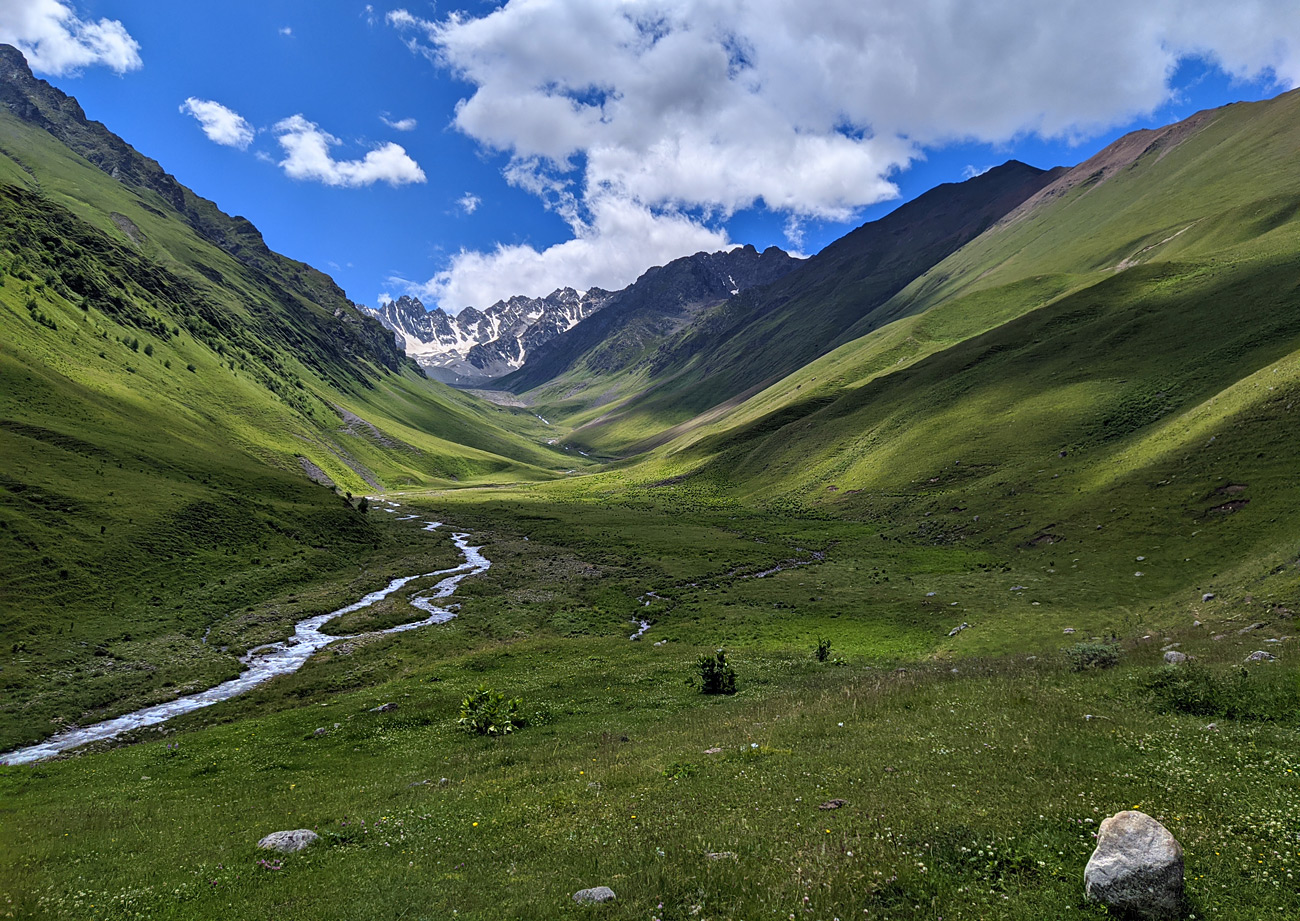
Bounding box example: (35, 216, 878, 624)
(572, 886, 616, 904)
(1084, 811, 1183, 919)
(257, 829, 319, 853)
(1162, 651, 1188, 665)
(1246, 650, 1277, 662)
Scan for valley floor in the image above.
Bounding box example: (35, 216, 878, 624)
(2, 489, 1296, 920)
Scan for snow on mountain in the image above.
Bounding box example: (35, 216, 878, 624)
(362, 287, 613, 385)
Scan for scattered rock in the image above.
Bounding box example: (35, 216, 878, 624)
(1163, 651, 1188, 665)
(1160, 643, 1180, 652)
(883, 766, 897, 773)
(1192, 620, 1202, 627)
(1237, 622, 1267, 635)
(1084, 810, 1184, 919)
(947, 622, 970, 637)
(257, 829, 320, 853)
(369, 702, 398, 712)
(1212, 634, 1226, 641)
(1246, 650, 1277, 663)
(704, 747, 723, 755)
(1201, 592, 1215, 602)
(705, 851, 738, 860)
(1063, 627, 1076, 635)
(572, 886, 616, 904)
(818, 799, 848, 810)
(1205, 723, 1218, 731)
(313, 727, 329, 736)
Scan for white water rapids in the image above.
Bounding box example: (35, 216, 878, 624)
(0, 513, 489, 766)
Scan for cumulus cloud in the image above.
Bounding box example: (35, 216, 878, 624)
(180, 97, 255, 150)
(403, 194, 729, 312)
(457, 192, 481, 215)
(273, 115, 427, 188)
(0, 0, 141, 75)
(381, 114, 418, 131)
(389, 0, 1300, 309)
(278, 26, 292, 37)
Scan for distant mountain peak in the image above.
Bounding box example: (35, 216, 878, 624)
(362, 287, 614, 385)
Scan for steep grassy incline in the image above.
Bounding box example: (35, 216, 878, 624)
(0, 51, 570, 748)
(538, 161, 1060, 455)
(601, 89, 1300, 619)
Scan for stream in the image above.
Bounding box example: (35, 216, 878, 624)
(0, 511, 489, 766)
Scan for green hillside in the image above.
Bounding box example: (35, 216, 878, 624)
(514, 161, 1061, 456)
(0, 52, 572, 747)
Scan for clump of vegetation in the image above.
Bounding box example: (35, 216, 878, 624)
(815, 637, 833, 662)
(1065, 641, 1120, 671)
(696, 648, 737, 694)
(1147, 663, 1299, 721)
(457, 685, 525, 736)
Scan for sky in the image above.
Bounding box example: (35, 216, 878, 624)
(1, 2, 1297, 315)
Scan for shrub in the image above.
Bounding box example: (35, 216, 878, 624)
(457, 685, 524, 736)
(1147, 664, 1299, 721)
(697, 649, 737, 695)
(815, 637, 833, 662)
(1065, 641, 1120, 671)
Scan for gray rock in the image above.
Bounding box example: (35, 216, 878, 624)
(1084, 811, 1183, 919)
(1063, 627, 1076, 634)
(572, 886, 616, 904)
(1163, 651, 1188, 665)
(1201, 592, 1215, 602)
(947, 622, 970, 637)
(257, 829, 319, 853)
(369, 702, 398, 712)
(1246, 650, 1277, 662)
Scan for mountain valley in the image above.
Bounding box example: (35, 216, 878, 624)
(1, 40, 1298, 921)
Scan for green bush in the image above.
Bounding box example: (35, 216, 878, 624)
(1147, 664, 1299, 721)
(1065, 641, 1120, 671)
(697, 649, 737, 695)
(815, 637, 833, 662)
(457, 685, 524, 736)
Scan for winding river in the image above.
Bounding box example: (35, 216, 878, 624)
(0, 510, 489, 766)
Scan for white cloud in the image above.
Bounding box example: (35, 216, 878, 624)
(457, 192, 481, 214)
(401, 194, 729, 312)
(179, 97, 255, 150)
(389, 0, 1300, 309)
(962, 164, 993, 180)
(381, 114, 418, 131)
(273, 115, 427, 188)
(0, 0, 141, 75)
(278, 26, 292, 37)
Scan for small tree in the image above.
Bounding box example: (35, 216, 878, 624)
(814, 637, 832, 662)
(357, 497, 369, 513)
(696, 649, 737, 695)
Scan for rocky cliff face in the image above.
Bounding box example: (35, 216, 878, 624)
(363, 287, 613, 385)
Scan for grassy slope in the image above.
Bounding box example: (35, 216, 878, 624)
(0, 106, 575, 748)
(537, 162, 1060, 456)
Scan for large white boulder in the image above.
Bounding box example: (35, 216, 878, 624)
(1084, 810, 1183, 919)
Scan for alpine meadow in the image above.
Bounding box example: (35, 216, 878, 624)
(1, 8, 1299, 921)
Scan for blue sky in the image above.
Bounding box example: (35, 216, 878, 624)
(3, 1, 1296, 314)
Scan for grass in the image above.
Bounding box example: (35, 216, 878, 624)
(3, 487, 1296, 919)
